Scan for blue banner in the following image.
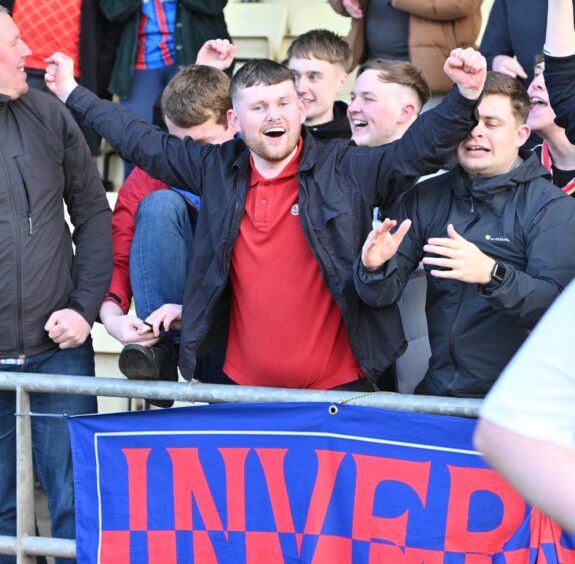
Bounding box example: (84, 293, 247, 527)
(69, 403, 575, 563)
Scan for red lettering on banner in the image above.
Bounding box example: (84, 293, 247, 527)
(256, 448, 346, 555)
(368, 544, 444, 563)
(255, 449, 295, 534)
(245, 532, 284, 563)
(461, 555, 493, 563)
(148, 531, 177, 564)
(530, 508, 575, 561)
(218, 448, 250, 531)
(100, 531, 130, 563)
(167, 448, 225, 532)
(121, 448, 151, 530)
(311, 535, 352, 563)
(444, 466, 525, 553)
(303, 450, 346, 535)
(352, 455, 431, 545)
(503, 549, 531, 563)
(193, 531, 218, 563)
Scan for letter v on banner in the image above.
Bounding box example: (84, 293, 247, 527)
(255, 448, 346, 556)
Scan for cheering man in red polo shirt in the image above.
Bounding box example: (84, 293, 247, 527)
(45, 48, 486, 392)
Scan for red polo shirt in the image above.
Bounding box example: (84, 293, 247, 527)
(223, 140, 362, 389)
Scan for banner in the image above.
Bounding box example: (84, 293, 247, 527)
(69, 403, 575, 563)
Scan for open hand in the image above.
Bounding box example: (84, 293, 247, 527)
(422, 224, 495, 283)
(361, 218, 412, 271)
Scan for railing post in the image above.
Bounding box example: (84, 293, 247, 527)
(16, 386, 35, 564)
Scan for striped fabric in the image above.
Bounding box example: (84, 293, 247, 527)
(135, 0, 177, 70)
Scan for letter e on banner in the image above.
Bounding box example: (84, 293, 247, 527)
(445, 466, 525, 553)
(352, 455, 431, 545)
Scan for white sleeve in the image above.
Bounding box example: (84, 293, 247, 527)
(480, 279, 575, 450)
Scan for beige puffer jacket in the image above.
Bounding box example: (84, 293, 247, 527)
(329, 0, 482, 94)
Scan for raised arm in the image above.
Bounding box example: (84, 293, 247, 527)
(544, 0, 575, 142)
(545, 0, 575, 56)
(44, 51, 221, 192)
(346, 48, 484, 208)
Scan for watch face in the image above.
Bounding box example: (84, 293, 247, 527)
(492, 262, 506, 283)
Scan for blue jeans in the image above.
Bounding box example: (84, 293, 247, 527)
(130, 190, 229, 383)
(0, 338, 97, 564)
(130, 190, 195, 322)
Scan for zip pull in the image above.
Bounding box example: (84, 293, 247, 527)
(28, 214, 32, 235)
(470, 197, 474, 213)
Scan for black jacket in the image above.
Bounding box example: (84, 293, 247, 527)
(545, 53, 575, 145)
(66, 84, 478, 384)
(355, 151, 575, 397)
(0, 89, 113, 358)
(305, 101, 352, 144)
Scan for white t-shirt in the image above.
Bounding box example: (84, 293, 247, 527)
(480, 279, 575, 450)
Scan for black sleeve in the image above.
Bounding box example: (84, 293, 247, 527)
(59, 106, 113, 325)
(545, 53, 575, 144)
(66, 85, 220, 195)
(480, 192, 575, 330)
(479, 0, 512, 70)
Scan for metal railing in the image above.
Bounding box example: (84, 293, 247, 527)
(0, 372, 481, 562)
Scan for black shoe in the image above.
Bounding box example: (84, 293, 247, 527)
(118, 339, 178, 407)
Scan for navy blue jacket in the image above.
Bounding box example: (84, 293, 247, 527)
(66, 85, 479, 385)
(545, 52, 575, 145)
(480, 0, 575, 86)
(355, 151, 575, 397)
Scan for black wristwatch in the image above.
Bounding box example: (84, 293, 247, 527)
(488, 261, 507, 286)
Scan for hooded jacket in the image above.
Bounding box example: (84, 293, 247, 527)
(305, 101, 352, 144)
(66, 84, 478, 385)
(0, 89, 112, 358)
(355, 151, 575, 397)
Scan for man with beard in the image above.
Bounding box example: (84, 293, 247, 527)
(43, 48, 485, 391)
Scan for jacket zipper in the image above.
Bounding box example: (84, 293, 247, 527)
(0, 151, 26, 356)
(445, 190, 481, 394)
(15, 160, 33, 235)
(445, 284, 466, 395)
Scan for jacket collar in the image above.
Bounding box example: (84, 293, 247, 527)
(0, 93, 10, 117)
(452, 149, 552, 201)
(298, 126, 320, 172)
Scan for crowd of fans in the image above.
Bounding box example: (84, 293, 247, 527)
(1, 0, 575, 559)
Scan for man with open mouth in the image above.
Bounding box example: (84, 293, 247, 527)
(45, 47, 484, 393)
(354, 71, 575, 399)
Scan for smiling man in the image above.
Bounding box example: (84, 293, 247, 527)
(287, 29, 352, 143)
(527, 55, 575, 193)
(354, 71, 575, 398)
(0, 8, 112, 559)
(348, 59, 431, 148)
(44, 48, 485, 392)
